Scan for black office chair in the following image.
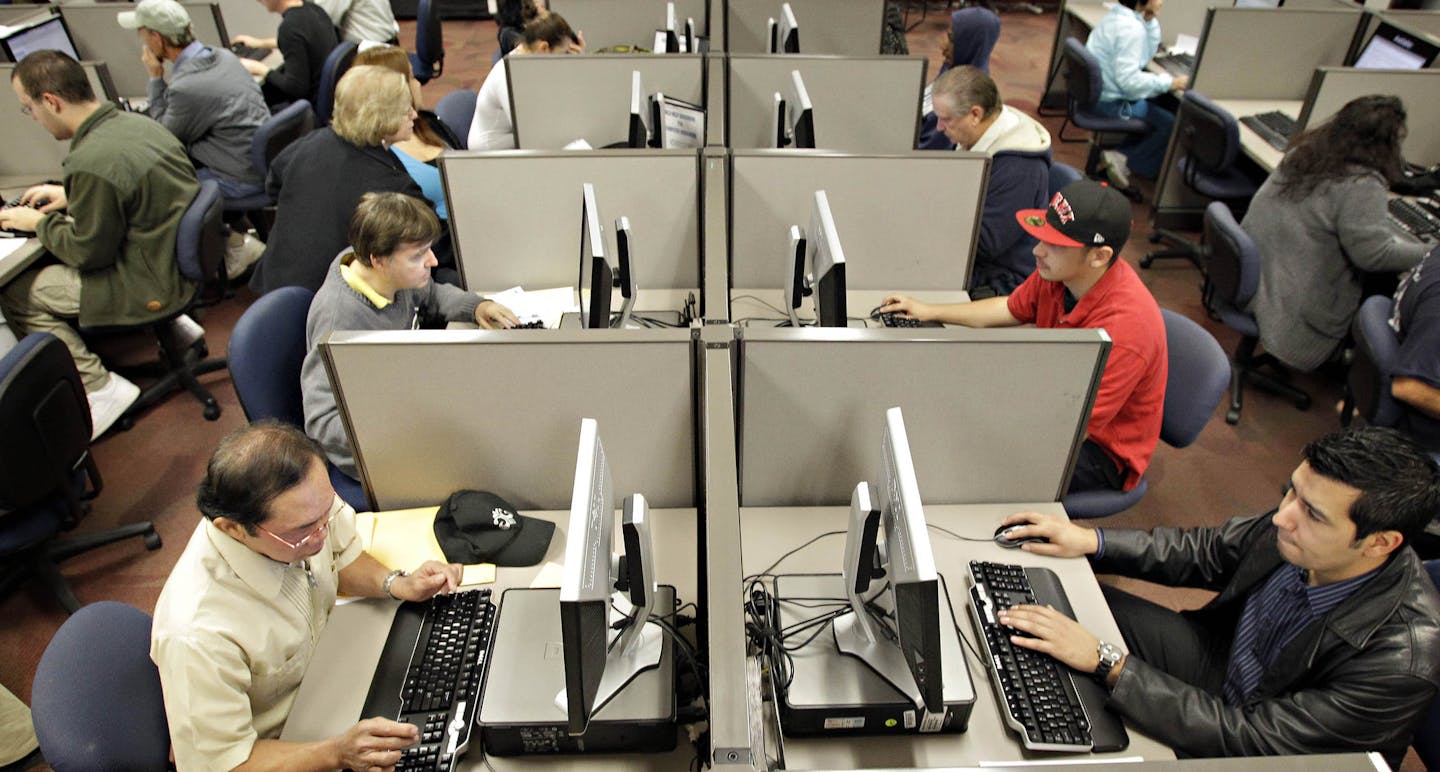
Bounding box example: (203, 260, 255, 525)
(1058, 37, 1147, 187)
(315, 40, 359, 125)
(1341, 294, 1403, 429)
(222, 99, 316, 241)
(1143, 91, 1260, 271)
(0, 334, 161, 613)
(434, 89, 477, 149)
(1202, 201, 1312, 424)
(409, 0, 444, 85)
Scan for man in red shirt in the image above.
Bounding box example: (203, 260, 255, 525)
(881, 180, 1166, 493)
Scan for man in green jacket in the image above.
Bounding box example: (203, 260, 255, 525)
(0, 51, 199, 438)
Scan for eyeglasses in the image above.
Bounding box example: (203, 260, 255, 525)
(18, 104, 32, 118)
(257, 496, 340, 551)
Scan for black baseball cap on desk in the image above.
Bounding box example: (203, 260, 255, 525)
(433, 490, 555, 567)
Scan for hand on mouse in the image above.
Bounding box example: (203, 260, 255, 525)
(998, 512, 1099, 558)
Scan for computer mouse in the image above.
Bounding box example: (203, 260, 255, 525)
(994, 524, 1049, 549)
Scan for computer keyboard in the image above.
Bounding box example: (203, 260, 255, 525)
(230, 43, 272, 61)
(362, 588, 497, 772)
(967, 561, 1129, 753)
(1, 195, 36, 237)
(513, 319, 545, 329)
(1388, 197, 1440, 240)
(1153, 51, 1195, 78)
(877, 311, 942, 328)
(1239, 111, 1296, 152)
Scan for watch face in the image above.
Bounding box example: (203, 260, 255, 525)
(1098, 642, 1122, 667)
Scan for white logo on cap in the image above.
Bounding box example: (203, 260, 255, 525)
(1093, 233, 1105, 244)
(491, 508, 515, 530)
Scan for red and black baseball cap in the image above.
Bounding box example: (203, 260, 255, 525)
(1015, 180, 1131, 250)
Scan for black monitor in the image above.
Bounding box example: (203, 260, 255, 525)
(778, 3, 800, 53)
(614, 216, 638, 328)
(1353, 21, 1439, 70)
(663, 1, 680, 53)
(786, 70, 815, 149)
(558, 418, 662, 736)
(767, 16, 778, 53)
(2, 16, 79, 63)
(806, 190, 846, 327)
(578, 183, 615, 329)
(782, 224, 809, 327)
(685, 17, 697, 54)
(628, 71, 651, 148)
(770, 92, 790, 148)
(833, 406, 944, 713)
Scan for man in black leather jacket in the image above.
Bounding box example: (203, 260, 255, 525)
(995, 427, 1440, 767)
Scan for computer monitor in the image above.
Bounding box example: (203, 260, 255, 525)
(577, 183, 615, 329)
(1233, 0, 1282, 8)
(806, 190, 846, 328)
(557, 418, 663, 736)
(614, 216, 638, 328)
(778, 3, 800, 54)
(663, 1, 681, 53)
(770, 92, 789, 148)
(1353, 21, 1439, 70)
(786, 70, 815, 149)
(685, 17, 697, 54)
(832, 406, 944, 714)
(628, 71, 652, 148)
(1, 16, 79, 64)
(782, 224, 808, 327)
(767, 16, 778, 53)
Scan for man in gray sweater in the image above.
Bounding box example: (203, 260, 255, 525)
(302, 193, 518, 480)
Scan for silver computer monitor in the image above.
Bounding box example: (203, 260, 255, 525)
(614, 216, 638, 328)
(577, 183, 614, 329)
(782, 224, 808, 327)
(628, 70, 651, 148)
(806, 190, 845, 327)
(778, 2, 800, 53)
(2, 16, 79, 63)
(786, 69, 815, 148)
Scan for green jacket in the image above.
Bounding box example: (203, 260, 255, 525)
(37, 102, 199, 326)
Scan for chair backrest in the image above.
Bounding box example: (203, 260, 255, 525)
(1175, 90, 1241, 177)
(250, 98, 315, 179)
(0, 333, 90, 513)
(948, 7, 1000, 74)
(1203, 200, 1262, 309)
(316, 40, 359, 125)
(1159, 309, 1230, 447)
(228, 286, 315, 427)
(174, 178, 225, 288)
(1049, 161, 1083, 197)
(32, 601, 169, 771)
(414, 0, 444, 78)
(1349, 294, 1404, 428)
(1061, 37, 1102, 112)
(1417, 560, 1440, 769)
(434, 89, 477, 149)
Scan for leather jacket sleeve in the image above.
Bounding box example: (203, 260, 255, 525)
(1095, 514, 1272, 591)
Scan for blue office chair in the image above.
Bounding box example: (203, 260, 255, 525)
(1048, 161, 1083, 198)
(228, 286, 368, 510)
(1143, 91, 1260, 270)
(315, 40, 359, 125)
(1203, 201, 1312, 425)
(1342, 295, 1403, 429)
(0, 334, 161, 613)
(32, 601, 169, 770)
(222, 99, 316, 240)
(1058, 37, 1148, 185)
(1063, 310, 1230, 519)
(434, 89, 477, 149)
(409, 0, 444, 84)
(1416, 560, 1440, 768)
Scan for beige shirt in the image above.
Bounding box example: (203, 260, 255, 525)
(151, 498, 362, 771)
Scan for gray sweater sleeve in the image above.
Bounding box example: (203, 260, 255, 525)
(1334, 174, 1430, 274)
(418, 280, 482, 324)
(301, 341, 356, 478)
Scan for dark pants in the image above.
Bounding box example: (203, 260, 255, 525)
(1101, 585, 1230, 697)
(1066, 439, 1125, 494)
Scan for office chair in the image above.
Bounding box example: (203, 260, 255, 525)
(1057, 37, 1147, 189)
(434, 89, 477, 150)
(917, 7, 1003, 151)
(1203, 201, 1311, 425)
(315, 40, 359, 125)
(81, 179, 228, 427)
(0, 334, 161, 614)
(1049, 161, 1083, 197)
(228, 286, 368, 510)
(1341, 295, 1403, 430)
(32, 601, 170, 770)
(222, 99, 316, 241)
(410, 0, 445, 85)
(1142, 92, 1260, 271)
(1063, 310, 1229, 519)
(1417, 561, 1440, 768)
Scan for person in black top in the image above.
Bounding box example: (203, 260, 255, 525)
(233, 0, 338, 108)
(495, 0, 544, 56)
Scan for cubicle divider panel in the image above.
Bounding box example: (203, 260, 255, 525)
(701, 147, 732, 323)
(322, 328, 699, 512)
(0, 62, 115, 182)
(506, 54, 706, 149)
(1190, 7, 1362, 100)
(735, 327, 1107, 508)
(728, 151, 986, 291)
(1379, 9, 1440, 43)
(548, 0, 714, 52)
(60, 2, 226, 99)
(0, 5, 53, 28)
(724, 0, 885, 55)
(725, 55, 926, 152)
(1300, 67, 1440, 166)
(1152, 0, 1213, 49)
(442, 150, 702, 291)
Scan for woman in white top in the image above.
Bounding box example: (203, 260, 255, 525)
(468, 13, 583, 151)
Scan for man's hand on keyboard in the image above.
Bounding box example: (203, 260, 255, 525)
(391, 560, 463, 601)
(332, 716, 419, 771)
(475, 299, 520, 329)
(20, 184, 65, 213)
(998, 512, 1100, 558)
(0, 203, 43, 234)
(997, 604, 1102, 675)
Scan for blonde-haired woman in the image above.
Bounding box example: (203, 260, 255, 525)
(352, 45, 458, 222)
(250, 64, 438, 294)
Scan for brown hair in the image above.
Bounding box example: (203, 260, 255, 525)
(195, 421, 325, 532)
(1276, 95, 1407, 198)
(523, 12, 578, 49)
(11, 50, 94, 104)
(352, 45, 448, 149)
(348, 192, 441, 266)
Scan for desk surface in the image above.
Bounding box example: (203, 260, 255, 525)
(282, 507, 700, 770)
(1213, 98, 1303, 174)
(730, 288, 971, 329)
(739, 502, 1175, 768)
(0, 184, 46, 288)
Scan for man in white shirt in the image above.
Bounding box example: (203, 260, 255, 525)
(315, 0, 399, 44)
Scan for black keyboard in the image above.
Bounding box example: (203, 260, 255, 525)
(877, 311, 942, 328)
(967, 561, 1129, 753)
(1239, 111, 1296, 152)
(1388, 197, 1440, 240)
(513, 319, 545, 329)
(362, 588, 497, 772)
(1, 195, 36, 237)
(1154, 51, 1194, 77)
(230, 43, 272, 61)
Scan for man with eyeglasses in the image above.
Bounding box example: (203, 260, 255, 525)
(151, 421, 462, 771)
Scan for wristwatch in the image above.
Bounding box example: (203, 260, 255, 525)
(1094, 641, 1123, 682)
(382, 569, 407, 600)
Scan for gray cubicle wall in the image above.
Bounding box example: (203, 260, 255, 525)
(441, 150, 702, 291)
(0, 62, 116, 181)
(728, 151, 987, 291)
(726, 0, 884, 55)
(506, 54, 706, 149)
(735, 328, 1108, 507)
(0, 5, 52, 27)
(1299, 67, 1440, 165)
(1190, 7, 1364, 99)
(726, 55, 926, 151)
(1378, 9, 1440, 41)
(549, 0, 714, 51)
(217, 0, 279, 41)
(322, 329, 698, 511)
(60, 2, 227, 99)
